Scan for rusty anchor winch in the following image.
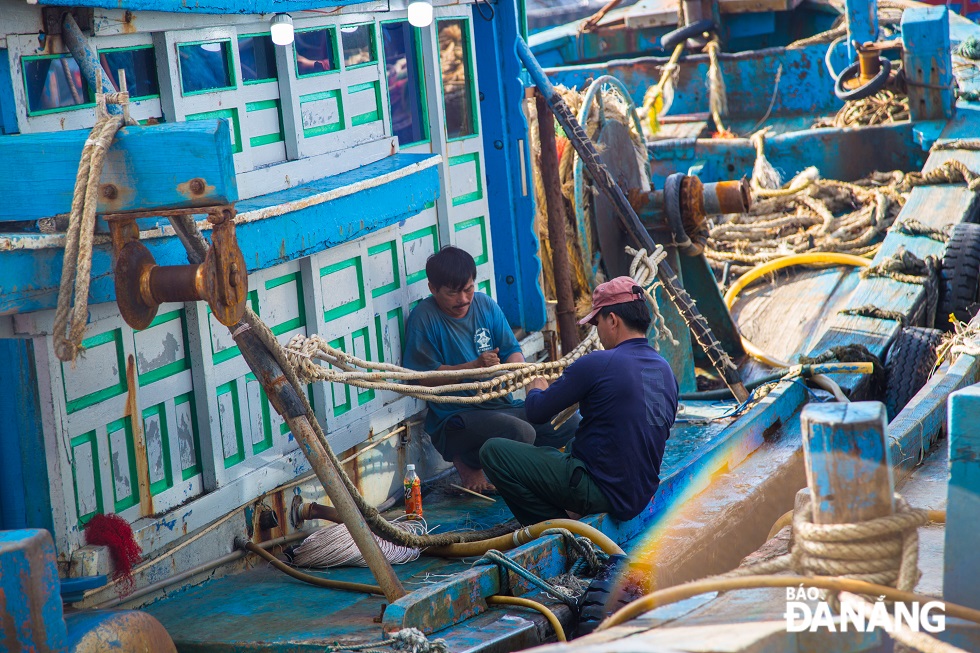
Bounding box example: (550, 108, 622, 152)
(106, 205, 248, 330)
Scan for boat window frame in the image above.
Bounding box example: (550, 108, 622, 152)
(97, 44, 162, 101)
(436, 16, 480, 143)
(293, 25, 341, 79)
(176, 38, 238, 97)
(340, 22, 379, 71)
(238, 32, 279, 86)
(379, 18, 431, 148)
(21, 52, 95, 117)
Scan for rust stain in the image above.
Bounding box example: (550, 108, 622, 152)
(176, 177, 215, 199)
(126, 355, 154, 516)
(121, 10, 136, 34)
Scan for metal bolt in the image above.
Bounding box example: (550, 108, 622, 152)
(101, 184, 118, 200)
(494, 140, 503, 150)
(479, 91, 485, 101)
(506, 275, 515, 284)
(188, 178, 206, 196)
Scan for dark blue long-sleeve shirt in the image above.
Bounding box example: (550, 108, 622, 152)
(525, 338, 678, 520)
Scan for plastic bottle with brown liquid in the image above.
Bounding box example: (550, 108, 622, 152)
(404, 464, 423, 519)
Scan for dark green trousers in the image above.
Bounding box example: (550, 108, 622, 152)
(479, 438, 613, 526)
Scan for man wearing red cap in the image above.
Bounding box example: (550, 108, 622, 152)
(479, 276, 679, 525)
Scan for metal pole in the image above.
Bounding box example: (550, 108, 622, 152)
(233, 325, 407, 603)
(516, 37, 748, 403)
(535, 92, 581, 353)
(61, 13, 122, 115)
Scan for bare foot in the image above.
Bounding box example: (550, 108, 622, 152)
(565, 510, 582, 520)
(453, 457, 497, 494)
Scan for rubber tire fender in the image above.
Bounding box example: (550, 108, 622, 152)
(660, 19, 716, 52)
(834, 58, 891, 102)
(576, 554, 631, 637)
(937, 222, 980, 330)
(884, 326, 943, 420)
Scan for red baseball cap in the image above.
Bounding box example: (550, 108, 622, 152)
(578, 276, 644, 325)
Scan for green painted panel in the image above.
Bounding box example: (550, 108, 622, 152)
(142, 403, 173, 495)
(478, 279, 491, 297)
(175, 393, 202, 481)
(106, 416, 139, 512)
(352, 327, 375, 406)
(216, 380, 246, 468)
(374, 306, 404, 364)
(245, 98, 285, 147)
(448, 152, 483, 205)
(137, 309, 190, 387)
(320, 258, 365, 322)
(186, 107, 242, 154)
(63, 329, 127, 414)
(212, 290, 260, 365)
(245, 372, 274, 455)
(368, 241, 400, 298)
(402, 225, 438, 285)
(70, 430, 103, 525)
(454, 216, 488, 265)
(349, 80, 382, 126)
(265, 272, 306, 335)
(329, 337, 352, 416)
(300, 89, 344, 137)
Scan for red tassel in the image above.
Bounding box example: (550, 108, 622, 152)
(85, 513, 142, 592)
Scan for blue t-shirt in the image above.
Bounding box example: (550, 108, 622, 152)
(402, 293, 523, 436)
(525, 338, 678, 520)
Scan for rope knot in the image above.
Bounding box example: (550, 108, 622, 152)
(390, 628, 449, 653)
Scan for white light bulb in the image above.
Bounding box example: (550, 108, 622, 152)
(407, 1, 434, 28)
(270, 13, 294, 46)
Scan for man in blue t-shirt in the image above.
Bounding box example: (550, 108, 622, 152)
(480, 276, 679, 525)
(402, 247, 579, 493)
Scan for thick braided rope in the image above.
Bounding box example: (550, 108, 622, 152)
(627, 245, 677, 347)
(704, 39, 728, 134)
(326, 628, 449, 653)
(53, 88, 137, 363)
(285, 329, 601, 403)
(726, 494, 928, 594)
(899, 159, 980, 193)
(53, 114, 125, 363)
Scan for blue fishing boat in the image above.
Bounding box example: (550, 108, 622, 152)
(1, 0, 979, 649)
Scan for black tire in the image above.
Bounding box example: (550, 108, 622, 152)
(885, 326, 943, 419)
(834, 58, 891, 102)
(937, 222, 980, 330)
(576, 554, 631, 637)
(660, 19, 716, 52)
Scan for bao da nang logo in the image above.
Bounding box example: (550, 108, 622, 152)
(784, 586, 946, 633)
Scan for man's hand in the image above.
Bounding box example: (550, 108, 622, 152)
(473, 348, 500, 368)
(527, 377, 549, 392)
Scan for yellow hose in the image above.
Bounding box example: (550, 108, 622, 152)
(724, 253, 874, 400)
(429, 518, 625, 557)
(487, 596, 567, 641)
(596, 574, 980, 631)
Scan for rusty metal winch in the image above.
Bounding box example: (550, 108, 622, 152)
(106, 205, 248, 330)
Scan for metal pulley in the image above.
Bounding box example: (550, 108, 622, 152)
(107, 205, 248, 330)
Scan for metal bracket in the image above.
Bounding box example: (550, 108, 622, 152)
(105, 205, 248, 330)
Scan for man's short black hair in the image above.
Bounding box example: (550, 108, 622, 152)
(426, 246, 477, 291)
(598, 289, 651, 333)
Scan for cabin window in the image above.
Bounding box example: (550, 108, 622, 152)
(295, 27, 339, 77)
(99, 46, 160, 99)
(437, 19, 477, 140)
(23, 54, 92, 115)
(341, 23, 377, 69)
(381, 21, 428, 147)
(239, 34, 277, 84)
(177, 40, 236, 95)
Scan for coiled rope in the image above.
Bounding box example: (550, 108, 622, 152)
(53, 78, 137, 363)
(292, 517, 427, 568)
(326, 628, 449, 653)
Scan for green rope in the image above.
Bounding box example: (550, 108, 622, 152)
(839, 305, 909, 325)
(955, 36, 980, 60)
(477, 549, 579, 607)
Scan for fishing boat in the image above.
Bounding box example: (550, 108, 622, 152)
(1, 0, 979, 649)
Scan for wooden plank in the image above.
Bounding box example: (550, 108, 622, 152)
(945, 385, 980, 610)
(624, 0, 679, 29)
(717, 0, 802, 13)
(0, 121, 237, 223)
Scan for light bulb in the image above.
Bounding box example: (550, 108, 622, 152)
(270, 13, 294, 46)
(407, 1, 433, 27)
